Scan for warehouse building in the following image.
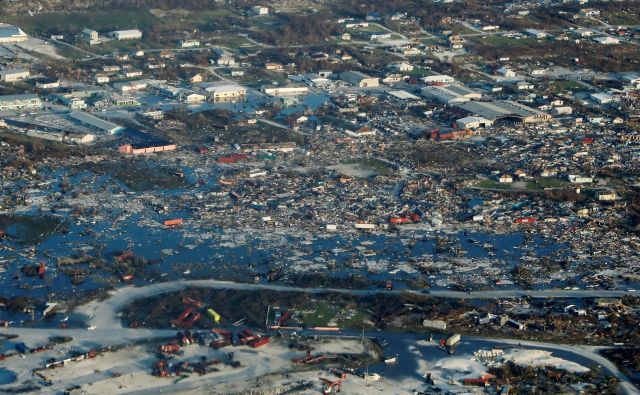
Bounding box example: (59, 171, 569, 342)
(456, 116, 493, 129)
(421, 85, 481, 104)
(455, 100, 551, 124)
(340, 71, 379, 88)
(0, 68, 30, 82)
(108, 29, 142, 41)
(204, 83, 247, 101)
(262, 85, 309, 96)
(68, 111, 124, 134)
(0, 24, 28, 44)
(0, 94, 43, 112)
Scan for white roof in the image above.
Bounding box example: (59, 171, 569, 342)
(0, 24, 27, 39)
(388, 90, 420, 100)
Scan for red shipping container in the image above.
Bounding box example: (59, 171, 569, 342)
(251, 337, 270, 348)
(164, 218, 183, 227)
(177, 308, 193, 322)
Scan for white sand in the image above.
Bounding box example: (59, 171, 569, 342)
(499, 348, 590, 373)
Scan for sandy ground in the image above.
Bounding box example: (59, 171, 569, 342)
(16, 37, 66, 60)
(39, 337, 374, 394)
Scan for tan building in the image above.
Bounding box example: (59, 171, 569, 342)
(0, 68, 30, 82)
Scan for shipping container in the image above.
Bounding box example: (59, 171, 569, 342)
(514, 217, 536, 224)
(164, 218, 183, 227)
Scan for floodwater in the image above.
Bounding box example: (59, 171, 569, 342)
(0, 369, 17, 385)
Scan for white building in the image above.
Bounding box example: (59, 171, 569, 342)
(524, 29, 547, 39)
(0, 24, 28, 44)
(568, 174, 593, 184)
(0, 68, 30, 82)
(81, 28, 100, 45)
(456, 116, 492, 129)
(180, 39, 200, 48)
(340, 71, 379, 88)
(205, 84, 247, 101)
(109, 30, 142, 41)
(421, 74, 455, 84)
(593, 36, 619, 45)
(0, 94, 43, 112)
(263, 86, 309, 96)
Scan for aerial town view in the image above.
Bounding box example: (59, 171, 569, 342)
(0, 0, 640, 394)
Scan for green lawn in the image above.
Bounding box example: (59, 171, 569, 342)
(302, 302, 334, 327)
(452, 24, 478, 35)
(478, 179, 512, 190)
(548, 80, 587, 92)
(535, 177, 568, 188)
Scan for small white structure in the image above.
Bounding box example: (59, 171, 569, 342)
(568, 174, 593, 184)
(180, 39, 200, 48)
(456, 116, 492, 129)
(497, 67, 516, 78)
(109, 30, 142, 41)
(421, 74, 455, 84)
(252, 6, 269, 15)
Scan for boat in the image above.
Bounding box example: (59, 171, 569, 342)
(384, 356, 397, 365)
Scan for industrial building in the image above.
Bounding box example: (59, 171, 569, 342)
(0, 24, 28, 44)
(263, 85, 309, 96)
(108, 29, 142, 41)
(68, 111, 124, 134)
(118, 143, 176, 155)
(455, 100, 551, 124)
(0, 68, 30, 82)
(0, 94, 43, 112)
(340, 71, 379, 88)
(204, 83, 247, 101)
(456, 116, 493, 129)
(3, 117, 95, 145)
(180, 39, 200, 48)
(421, 85, 481, 104)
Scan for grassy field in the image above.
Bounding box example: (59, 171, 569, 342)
(602, 11, 638, 26)
(473, 35, 540, 48)
(5, 10, 158, 35)
(452, 24, 478, 35)
(536, 177, 568, 189)
(547, 80, 588, 92)
(478, 179, 512, 190)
